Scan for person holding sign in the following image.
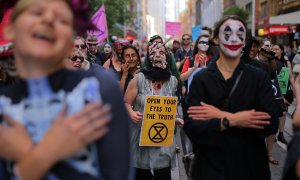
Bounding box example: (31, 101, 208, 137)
(184, 16, 279, 180)
(124, 42, 178, 180)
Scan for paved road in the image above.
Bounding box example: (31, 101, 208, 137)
(171, 103, 296, 180)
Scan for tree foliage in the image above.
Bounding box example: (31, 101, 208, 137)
(222, 5, 250, 23)
(88, 0, 134, 37)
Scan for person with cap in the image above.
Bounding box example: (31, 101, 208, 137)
(86, 34, 104, 66)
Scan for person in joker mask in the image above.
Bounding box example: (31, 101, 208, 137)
(184, 15, 278, 180)
(180, 34, 212, 82)
(124, 42, 178, 180)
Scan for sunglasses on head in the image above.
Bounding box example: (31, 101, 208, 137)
(75, 44, 87, 49)
(71, 56, 84, 63)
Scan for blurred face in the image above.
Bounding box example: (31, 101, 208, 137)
(6, 0, 74, 66)
(149, 43, 167, 69)
(65, 54, 85, 70)
(182, 35, 191, 46)
(172, 42, 180, 51)
(123, 48, 139, 68)
(104, 44, 112, 54)
(217, 19, 246, 59)
(74, 39, 87, 56)
(87, 43, 98, 54)
(142, 43, 148, 51)
(249, 44, 259, 59)
(273, 45, 283, 58)
(197, 37, 209, 52)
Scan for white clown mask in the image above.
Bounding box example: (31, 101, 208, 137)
(218, 19, 246, 59)
(104, 44, 112, 54)
(149, 42, 168, 69)
(197, 37, 210, 52)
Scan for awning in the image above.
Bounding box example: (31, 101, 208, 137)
(270, 11, 300, 25)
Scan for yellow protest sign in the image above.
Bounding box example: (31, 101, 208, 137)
(139, 95, 178, 146)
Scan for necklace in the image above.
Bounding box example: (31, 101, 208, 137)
(152, 80, 163, 90)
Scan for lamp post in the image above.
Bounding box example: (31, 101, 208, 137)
(252, 0, 256, 36)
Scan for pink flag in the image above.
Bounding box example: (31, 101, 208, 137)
(87, 4, 108, 44)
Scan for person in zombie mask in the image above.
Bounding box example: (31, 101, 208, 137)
(103, 38, 130, 80)
(124, 42, 178, 180)
(184, 15, 279, 180)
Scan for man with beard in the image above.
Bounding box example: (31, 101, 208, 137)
(124, 42, 178, 180)
(172, 40, 180, 55)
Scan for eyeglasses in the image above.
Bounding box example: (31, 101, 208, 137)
(182, 38, 190, 41)
(70, 56, 84, 63)
(87, 43, 97, 47)
(75, 44, 87, 49)
(124, 53, 137, 59)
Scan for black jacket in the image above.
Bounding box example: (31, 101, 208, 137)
(184, 59, 279, 180)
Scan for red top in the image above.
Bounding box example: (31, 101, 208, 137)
(0, 9, 13, 57)
(181, 54, 211, 74)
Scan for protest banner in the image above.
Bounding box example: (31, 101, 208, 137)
(165, 22, 181, 36)
(87, 4, 108, 44)
(140, 96, 178, 146)
(278, 67, 290, 94)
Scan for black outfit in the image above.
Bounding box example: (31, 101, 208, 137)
(0, 69, 131, 180)
(92, 51, 105, 66)
(108, 60, 122, 80)
(135, 167, 171, 180)
(183, 59, 279, 180)
(175, 47, 193, 72)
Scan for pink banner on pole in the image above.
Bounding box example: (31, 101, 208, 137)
(87, 5, 108, 44)
(165, 22, 181, 35)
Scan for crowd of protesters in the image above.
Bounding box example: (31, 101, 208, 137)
(0, 0, 300, 180)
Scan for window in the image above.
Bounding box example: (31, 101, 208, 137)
(260, 2, 268, 18)
(246, 2, 252, 14)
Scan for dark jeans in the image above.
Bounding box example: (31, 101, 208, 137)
(135, 167, 171, 180)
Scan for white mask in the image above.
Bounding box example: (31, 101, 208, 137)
(104, 44, 112, 54)
(218, 19, 246, 58)
(197, 37, 210, 52)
